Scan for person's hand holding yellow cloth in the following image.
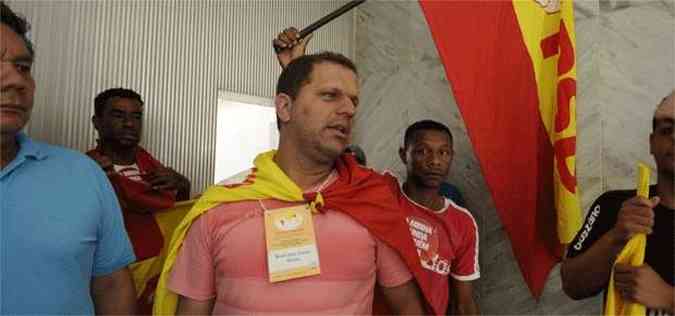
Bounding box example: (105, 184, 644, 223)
(604, 164, 672, 315)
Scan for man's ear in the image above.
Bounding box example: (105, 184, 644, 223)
(399, 146, 408, 165)
(92, 115, 101, 132)
(649, 133, 655, 155)
(275, 93, 293, 125)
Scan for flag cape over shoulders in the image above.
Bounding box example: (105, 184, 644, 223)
(154, 151, 447, 315)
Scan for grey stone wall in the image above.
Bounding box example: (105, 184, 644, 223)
(353, 0, 674, 314)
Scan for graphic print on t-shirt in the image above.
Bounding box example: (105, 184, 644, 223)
(406, 215, 450, 275)
(114, 163, 143, 182)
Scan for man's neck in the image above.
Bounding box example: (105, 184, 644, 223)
(274, 139, 334, 191)
(402, 181, 445, 211)
(0, 133, 19, 170)
(97, 140, 137, 165)
(656, 173, 674, 209)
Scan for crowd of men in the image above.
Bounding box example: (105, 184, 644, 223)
(1, 2, 672, 315)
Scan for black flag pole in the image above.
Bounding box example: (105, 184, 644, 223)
(298, 0, 366, 38)
(274, 0, 366, 53)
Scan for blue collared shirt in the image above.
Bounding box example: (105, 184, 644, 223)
(0, 133, 135, 314)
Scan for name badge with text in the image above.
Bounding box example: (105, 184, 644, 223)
(264, 204, 320, 282)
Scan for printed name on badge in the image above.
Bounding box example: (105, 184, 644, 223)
(264, 204, 321, 282)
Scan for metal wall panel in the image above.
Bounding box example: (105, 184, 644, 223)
(6, 0, 354, 195)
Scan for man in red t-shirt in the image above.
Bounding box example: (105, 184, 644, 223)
(89, 88, 190, 203)
(398, 120, 480, 315)
(88, 88, 191, 313)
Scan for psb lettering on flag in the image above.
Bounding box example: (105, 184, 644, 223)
(419, 0, 581, 297)
(513, 0, 581, 244)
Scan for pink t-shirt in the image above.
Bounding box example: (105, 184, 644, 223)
(168, 171, 413, 315)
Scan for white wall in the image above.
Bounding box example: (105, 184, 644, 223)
(7, 0, 355, 195)
(214, 92, 276, 184)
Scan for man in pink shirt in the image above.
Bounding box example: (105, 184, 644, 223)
(169, 173, 416, 314)
(166, 47, 426, 314)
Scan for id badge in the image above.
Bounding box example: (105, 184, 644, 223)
(264, 204, 320, 282)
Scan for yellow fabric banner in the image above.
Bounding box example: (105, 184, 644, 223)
(513, 0, 582, 243)
(153, 151, 322, 315)
(129, 200, 194, 299)
(604, 163, 650, 316)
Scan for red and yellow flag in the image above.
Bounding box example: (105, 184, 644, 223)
(419, 0, 582, 297)
(129, 201, 193, 314)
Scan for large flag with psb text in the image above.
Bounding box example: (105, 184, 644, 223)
(419, 0, 582, 297)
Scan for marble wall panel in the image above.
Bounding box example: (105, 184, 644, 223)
(354, 0, 672, 314)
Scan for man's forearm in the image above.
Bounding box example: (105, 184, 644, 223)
(453, 300, 479, 315)
(381, 281, 428, 315)
(177, 177, 191, 201)
(91, 268, 137, 315)
(176, 296, 214, 315)
(451, 279, 479, 315)
(561, 232, 625, 299)
(658, 285, 674, 314)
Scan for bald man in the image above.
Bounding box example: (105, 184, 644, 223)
(561, 91, 674, 315)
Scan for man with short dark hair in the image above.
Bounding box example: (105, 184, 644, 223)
(398, 120, 480, 315)
(155, 49, 428, 315)
(561, 92, 674, 315)
(0, 2, 136, 314)
(88, 87, 191, 313)
(89, 87, 190, 201)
